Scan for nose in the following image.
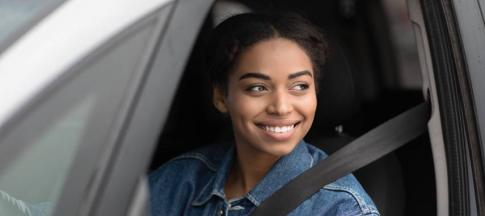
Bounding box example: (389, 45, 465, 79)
(266, 89, 293, 116)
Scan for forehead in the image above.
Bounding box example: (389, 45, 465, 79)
(231, 38, 314, 77)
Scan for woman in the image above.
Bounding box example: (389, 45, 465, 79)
(149, 12, 380, 216)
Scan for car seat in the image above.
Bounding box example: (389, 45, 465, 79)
(305, 36, 405, 216)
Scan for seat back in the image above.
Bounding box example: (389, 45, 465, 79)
(307, 37, 405, 216)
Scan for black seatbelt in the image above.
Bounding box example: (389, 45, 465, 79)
(250, 102, 429, 216)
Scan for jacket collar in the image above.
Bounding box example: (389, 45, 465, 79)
(191, 140, 314, 206)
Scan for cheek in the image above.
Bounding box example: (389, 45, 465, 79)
(226, 94, 265, 120)
(297, 94, 317, 119)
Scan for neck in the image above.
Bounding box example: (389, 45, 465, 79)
(224, 142, 280, 200)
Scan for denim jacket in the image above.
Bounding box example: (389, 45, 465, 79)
(149, 141, 380, 216)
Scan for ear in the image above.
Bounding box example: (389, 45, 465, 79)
(212, 87, 228, 113)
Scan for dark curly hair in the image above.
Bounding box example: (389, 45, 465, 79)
(206, 12, 329, 93)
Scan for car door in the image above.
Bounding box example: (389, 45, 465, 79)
(0, 0, 213, 215)
(408, 0, 485, 215)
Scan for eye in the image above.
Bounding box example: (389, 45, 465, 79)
(246, 84, 268, 92)
(291, 83, 310, 91)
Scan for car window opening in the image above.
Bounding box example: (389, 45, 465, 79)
(148, 0, 436, 215)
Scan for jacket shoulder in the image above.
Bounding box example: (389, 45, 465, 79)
(303, 142, 380, 215)
(149, 143, 229, 186)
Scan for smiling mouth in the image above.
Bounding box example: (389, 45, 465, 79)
(256, 122, 301, 133)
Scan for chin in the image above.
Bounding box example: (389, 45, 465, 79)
(256, 140, 300, 157)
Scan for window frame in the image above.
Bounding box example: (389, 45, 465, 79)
(51, 8, 173, 216)
(409, 0, 485, 215)
(80, 0, 216, 215)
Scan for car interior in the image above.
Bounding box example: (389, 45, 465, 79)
(149, 0, 436, 215)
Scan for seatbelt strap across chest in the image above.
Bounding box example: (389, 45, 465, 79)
(250, 102, 430, 216)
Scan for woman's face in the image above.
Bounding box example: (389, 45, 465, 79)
(214, 37, 317, 157)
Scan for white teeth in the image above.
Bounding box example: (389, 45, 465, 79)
(263, 124, 295, 133)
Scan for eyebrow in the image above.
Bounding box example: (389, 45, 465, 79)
(288, 70, 313, 79)
(238, 71, 313, 81)
(239, 72, 270, 80)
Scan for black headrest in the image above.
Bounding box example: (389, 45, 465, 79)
(312, 39, 360, 130)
